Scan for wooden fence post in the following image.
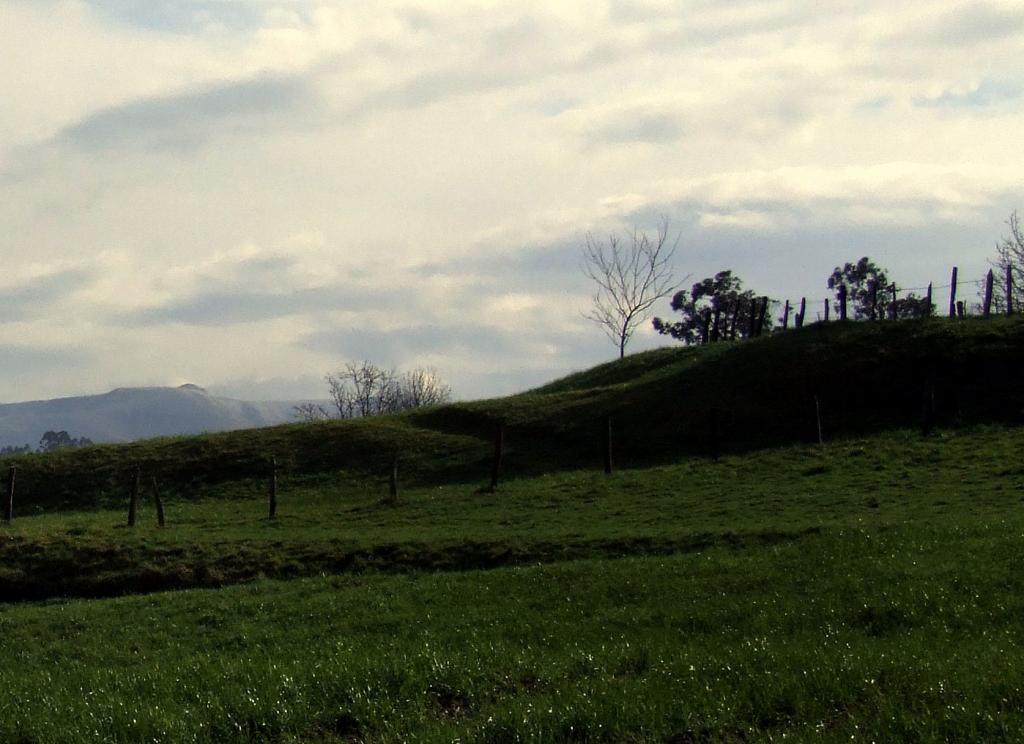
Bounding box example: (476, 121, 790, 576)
(150, 476, 166, 527)
(948, 266, 958, 318)
(889, 284, 898, 320)
(796, 297, 806, 329)
(957, 300, 965, 319)
(824, 299, 830, 322)
(782, 300, 790, 330)
(604, 416, 613, 475)
(925, 283, 933, 317)
(1008, 266, 1015, 315)
(268, 457, 278, 519)
(489, 421, 505, 492)
(128, 467, 139, 527)
(756, 296, 769, 336)
(838, 285, 848, 321)
(387, 453, 399, 504)
(982, 269, 994, 317)
(3, 466, 15, 523)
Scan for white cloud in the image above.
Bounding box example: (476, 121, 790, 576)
(0, 0, 1023, 402)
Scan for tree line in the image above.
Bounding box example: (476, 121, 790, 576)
(1, 430, 94, 456)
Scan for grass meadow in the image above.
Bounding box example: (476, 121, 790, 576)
(1, 425, 1023, 742)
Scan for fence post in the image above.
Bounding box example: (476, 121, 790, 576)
(824, 299, 830, 322)
(604, 416, 613, 475)
(1008, 266, 1015, 315)
(838, 285, 848, 321)
(925, 283, 933, 317)
(489, 421, 505, 492)
(3, 466, 15, 523)
(983, 269, 994, 317)
(150, 476, 166, 527)
(268, 457, 278, 519)
(796, 297, 806, 329)
(948, 266, 958, 318)
(957, 300, 965, 319)
(128, 467, 139, 527)
(782, 300, 790, 330)
(756, 296, 769, 336)
(890, 284, 898, 320)
(387, 453, 399, 504)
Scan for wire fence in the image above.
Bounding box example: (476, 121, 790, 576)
(765, 265, 1015, 330)
(674, 265, 1017, 345)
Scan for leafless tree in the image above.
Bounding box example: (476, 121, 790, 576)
(327, 361, 398, 418)
(321, 361, 452, 419)
(292, 402, 331, 422)
(397, 367, 452, 409)
(991, 210, 1024, 312)
(582, 218, 683, 358)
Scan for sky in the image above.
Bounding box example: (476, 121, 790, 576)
(1, 0, 1022, 404)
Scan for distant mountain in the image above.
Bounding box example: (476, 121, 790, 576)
(0, 385, 321, 449)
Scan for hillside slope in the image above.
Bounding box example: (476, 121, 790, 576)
(4, 316, 1023, 511)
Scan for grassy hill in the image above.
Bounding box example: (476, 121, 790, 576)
(0, 317, 1023, 742)
(4, 316, 1024, 513)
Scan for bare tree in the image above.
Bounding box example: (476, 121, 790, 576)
(397, 367, 452, 409)
(582, 218, 683, 358)
(322, 361, 452, 419)
(327, 361, 398, 418)
(991, 210, 1024, 312)
(292, 402, 331, 422)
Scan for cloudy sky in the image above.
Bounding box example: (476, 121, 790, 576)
(1, 0, 1022, 403)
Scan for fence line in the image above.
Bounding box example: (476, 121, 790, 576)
(750, 265, 1016, 329)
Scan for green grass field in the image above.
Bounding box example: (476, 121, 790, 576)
(1, 425, 1023, 742)
(1, 319, 1023, 742)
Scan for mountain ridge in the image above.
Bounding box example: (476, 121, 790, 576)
(0, 384, 318, 448)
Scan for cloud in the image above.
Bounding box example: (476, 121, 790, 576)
(923, 2, 1024, 46)
(0, 345, 94, 378)
(56, 73, 317, 153)
(0, 267, 96, 321)
(105, 246, 380, 326)
(83, 0, 267, 34)
(582, 108, 685, 147)
(124, 284, 379, 327)
(1, 0, 1024, 405)
(914, 79, 1023, 108)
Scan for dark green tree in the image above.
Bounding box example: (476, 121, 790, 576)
(828, 257, 889, 320)
(38, 431, 93, 452)
(653, 270, 763, 344)
(828, 257, 929, 320)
